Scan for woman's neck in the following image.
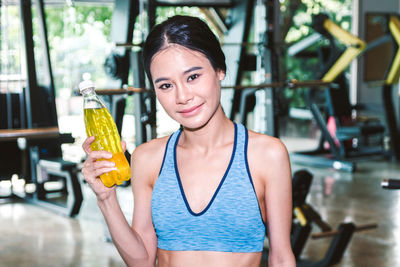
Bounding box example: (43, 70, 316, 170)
(179, 107, 234, 152)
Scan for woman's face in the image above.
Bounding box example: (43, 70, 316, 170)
(150, 44, 225, 130)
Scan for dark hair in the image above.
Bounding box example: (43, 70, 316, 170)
(143, 15, 226, 82)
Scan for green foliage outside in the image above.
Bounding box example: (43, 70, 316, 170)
(44, 4, 114, 95)
(281, 0, 352, 107)
(0, 7, 22, 77)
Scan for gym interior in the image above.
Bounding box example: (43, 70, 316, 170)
(1, 0, 399, 266)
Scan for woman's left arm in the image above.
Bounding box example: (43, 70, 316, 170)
(251, 135, 295, 266)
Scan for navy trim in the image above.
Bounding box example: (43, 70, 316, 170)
(174, 122, 238, 216)
(158, 133, 176, 176)
(243, 126, 266, 225)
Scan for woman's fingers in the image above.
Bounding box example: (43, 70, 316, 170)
(92, 159, 115, 169)
(82, 149, 114, 184)
(81, 136, 117, 197)
(91, 167, 117, 180)
(82, 136, 95, 154)
(87, 150, 113, 161)
(82, 160, 115, 182)
(121, 140, 127, 152)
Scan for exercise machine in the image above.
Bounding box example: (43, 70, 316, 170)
(291, 170, 377, 266)
(261, 169, 376, 266)
(0, 0, 82, 217)
(382, 178, 400, 189)
(103, 0, 157, 147)
(290, 14, 393, 172)
(382, 15, 400, 161)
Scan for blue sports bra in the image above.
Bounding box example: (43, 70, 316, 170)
(151, 123, 266, 252)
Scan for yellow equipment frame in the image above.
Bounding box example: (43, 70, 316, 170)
(385, 15, 400, 85)
(322, 19, 366, 82)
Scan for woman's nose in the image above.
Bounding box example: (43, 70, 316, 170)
(175, 84, 193, 104)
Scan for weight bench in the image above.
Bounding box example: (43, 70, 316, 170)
(291, 85, 387, 172)
(0, 127, 83, 217)
(30, 158, 83, 217)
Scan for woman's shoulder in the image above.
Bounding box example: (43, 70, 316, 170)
(131, 136, 175, 192)
(247, 129, 288, 158)
(246, 129, 290, 173)
(246, 129, 291, 182)
(131, 134, 171, 163)
(130, 133, 174, 184)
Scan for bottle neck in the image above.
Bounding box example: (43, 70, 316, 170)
(81, 87, 96, 96)
(82, 87, 105, 109)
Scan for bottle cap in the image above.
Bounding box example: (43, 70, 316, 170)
(78, 80, 95, 93)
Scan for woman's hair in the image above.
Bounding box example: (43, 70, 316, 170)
(143, 15, 226, 82)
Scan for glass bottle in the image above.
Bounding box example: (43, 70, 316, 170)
(79, 80, 131, 187)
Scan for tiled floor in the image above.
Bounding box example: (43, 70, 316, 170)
(0, 134, 399, 266)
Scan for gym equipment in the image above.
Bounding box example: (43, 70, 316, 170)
(296, 223, 356, 267)
(261, 169, 376, 266)
(290, 169, 314, 258)
(0, 128, 82, 217)
(292, 86, 386, 172)
(290, 169, 377, 266)
(382, 178, 400, 189)
(382, 15, 400, 161)
(223, 80, 332, 146)
(290, 14, 392, 172)
(0, 0, 82, 217)
(261, 169, 314, 263)
(102, 0, 158, 146)
(103, 0, 142, 137)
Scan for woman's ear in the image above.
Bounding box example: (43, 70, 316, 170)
(217, 69, 226, 81)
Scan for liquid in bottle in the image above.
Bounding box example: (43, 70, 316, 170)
(79, 80, 131, 187)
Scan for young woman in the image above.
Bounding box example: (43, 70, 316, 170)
(82, 15, 295, 267)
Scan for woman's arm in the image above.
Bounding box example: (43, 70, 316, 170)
(249, 134, 295, 266)
(82, 137, 160, 266)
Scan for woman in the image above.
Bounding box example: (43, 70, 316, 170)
(82, 15, 295, 267)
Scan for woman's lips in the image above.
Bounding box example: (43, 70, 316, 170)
(178, 103, 203, 116)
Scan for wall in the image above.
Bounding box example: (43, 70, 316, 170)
(351, 0, 400, 122)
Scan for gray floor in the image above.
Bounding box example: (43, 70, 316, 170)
(0, 134, 399, 267)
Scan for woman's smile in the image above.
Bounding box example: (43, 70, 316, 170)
(178, 103, 204, 117)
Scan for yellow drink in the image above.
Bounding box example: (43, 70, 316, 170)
(84, 107, 131, 187)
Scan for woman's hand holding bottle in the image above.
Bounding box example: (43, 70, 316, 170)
(82, 136, 128, 201)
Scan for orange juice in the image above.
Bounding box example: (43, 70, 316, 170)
(84, 107, 131, 187)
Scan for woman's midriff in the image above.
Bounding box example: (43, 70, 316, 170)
(156, 249, 262, 267)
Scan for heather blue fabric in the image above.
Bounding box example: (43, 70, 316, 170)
(151, 123, 266, 252)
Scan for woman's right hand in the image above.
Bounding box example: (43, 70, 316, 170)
(81, 136, 118, 201)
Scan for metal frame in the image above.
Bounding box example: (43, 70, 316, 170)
(226, 0, 256, 121)
(383, 15, 400, 161)
(19, 0, 58, 128)
(263, 0, 281, 137)
(105, 0, 158, 144)
(0, 0, 83, 217)
(131, 51, 157, 145)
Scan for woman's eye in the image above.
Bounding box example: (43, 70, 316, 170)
(188, 74, 199, 81)
(159, 83, 172, 90)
